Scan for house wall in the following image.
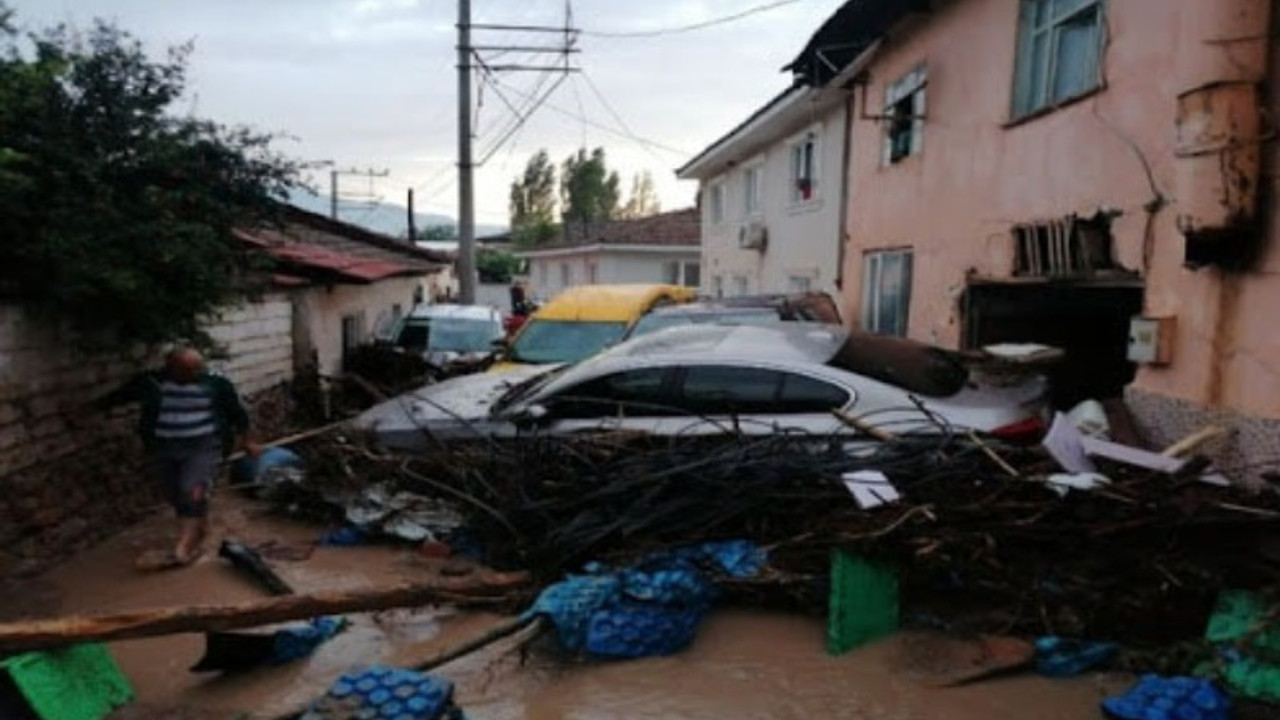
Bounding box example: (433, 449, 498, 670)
(698, 103, 847, 298)
(292, 276, 424, 378)
(525, 249, 701, 300)
(841, 0, 1280, 467)
(0, 293, 297, 573)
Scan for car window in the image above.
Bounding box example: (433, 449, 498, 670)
(547, 368, 675, 419)
(677, 366, 849, 415)
(429, 318, 500, 353)
(778, 373, 850, 412)
(629, 314, 693, 337)
(509, 320, 629, 364)
(679, 366, 783, 415)
(396, 322, 430, 351)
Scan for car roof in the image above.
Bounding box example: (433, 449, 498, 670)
(643, 303, 781, 317)
(597, 324, 847, 365)
(533, 284, 697, 322)
(406, 304, 499, 321)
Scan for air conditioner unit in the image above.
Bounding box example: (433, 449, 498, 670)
(738, 221, 768, 252)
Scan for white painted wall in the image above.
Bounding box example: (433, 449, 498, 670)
(523, 248, 701, 300)
(696, 104, 847, 298)
(292, 277, 424, 378)
(204, 295, 294, 396)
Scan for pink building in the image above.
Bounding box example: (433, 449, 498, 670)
(803, 0, 1276, 471)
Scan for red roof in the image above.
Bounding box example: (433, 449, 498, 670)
(235, 208, 446, 285)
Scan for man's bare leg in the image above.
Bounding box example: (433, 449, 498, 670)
(175, 516, 208, 564)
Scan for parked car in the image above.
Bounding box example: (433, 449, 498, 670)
(386, 304, 505, 367)
(491, 283, 697, 370)
(355, 324, 1050, 452)
(626, 292, 843, 339)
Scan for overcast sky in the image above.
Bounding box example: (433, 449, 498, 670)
(8, 0, 844, 227)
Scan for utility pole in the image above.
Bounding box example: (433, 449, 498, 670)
(329, 167, 390, 222)
(407, 188, 417, 243)
(457, 0, 477, 304)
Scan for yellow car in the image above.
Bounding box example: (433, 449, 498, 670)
(493, 284, 696, 370)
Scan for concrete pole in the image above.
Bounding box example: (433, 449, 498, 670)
(456, 0, 477, 304)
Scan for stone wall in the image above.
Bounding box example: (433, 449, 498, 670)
(0, 295, 298, 575)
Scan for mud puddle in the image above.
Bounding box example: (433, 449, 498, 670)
(3, 496, 1122, 719)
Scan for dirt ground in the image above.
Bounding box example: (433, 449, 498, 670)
(0, 494, 1130, 719)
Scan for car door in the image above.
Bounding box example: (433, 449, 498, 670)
(669, 364, 853, 436)
(536, 367, 681, 436)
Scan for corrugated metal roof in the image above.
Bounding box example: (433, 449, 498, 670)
(236, 206, 448, 285)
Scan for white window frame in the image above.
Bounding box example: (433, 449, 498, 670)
(709, 182, 726, 225)
(743, 163, 764, 217)
(861, 249, 913, 337)
(788, 129, 820, 205)
(882, 65, 927, 165)
(1011, 0, 1105, 119)
(732, 275, 750, 297)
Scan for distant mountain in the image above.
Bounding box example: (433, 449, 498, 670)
(286, 188, 506, 239)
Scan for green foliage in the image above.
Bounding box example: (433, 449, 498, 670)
(509, 149, 558, 246)
(560, 147, 620, 228)
(417, 224, 456, 242)
(476, 248, 523, 284)
(0, 11, 299, 346)
(620, 171, 661, 219)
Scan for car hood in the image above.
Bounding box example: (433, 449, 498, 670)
(352, 364, 553, 434)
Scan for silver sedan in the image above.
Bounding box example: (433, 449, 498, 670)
(353, 324, 1049, 451)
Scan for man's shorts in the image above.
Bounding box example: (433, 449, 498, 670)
(151, 435, 222, 518)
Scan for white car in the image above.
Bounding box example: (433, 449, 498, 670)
(354, 324, 1049, 451)
(385, 304, 504, 367)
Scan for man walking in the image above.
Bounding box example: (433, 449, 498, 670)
(94, 347, 261, 567)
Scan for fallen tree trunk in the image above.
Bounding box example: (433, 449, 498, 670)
(0, 572, 529, 654)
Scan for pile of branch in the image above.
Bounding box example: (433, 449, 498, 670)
(288, 427, 1280, 646)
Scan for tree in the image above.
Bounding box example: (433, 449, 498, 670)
(620, 171, 661, 219)
(560, 147, 620, 230)
(476, 249, 523, 284)
(0, 11, 299, 346)
(509, 149, 557, 246)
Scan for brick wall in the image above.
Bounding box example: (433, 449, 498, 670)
(0, 295, 298, 575)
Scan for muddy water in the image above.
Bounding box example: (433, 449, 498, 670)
(7, 496, 1122, 719)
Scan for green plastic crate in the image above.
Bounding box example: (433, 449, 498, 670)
(0, 644, 133, 720)
(826, 549, 898, 656)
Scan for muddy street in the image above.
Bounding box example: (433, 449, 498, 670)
(0, 496, 1124, 719)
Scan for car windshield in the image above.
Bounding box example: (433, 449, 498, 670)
(428, 318, 499, 353)
(630, 309, 780, 337)
(509, 319, 628, 364)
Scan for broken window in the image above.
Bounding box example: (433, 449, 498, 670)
(790, 132, 818, 203)
(1012, 0, 1104, 118)
(883, 65, 927, 165)
(861, 249, 913, 337)
(1012, 215, 1115, 277)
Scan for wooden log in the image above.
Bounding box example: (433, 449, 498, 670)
(1161, 424, 1230, 459)
(0, 573, 529, 654)
(831, 409, 897, 442)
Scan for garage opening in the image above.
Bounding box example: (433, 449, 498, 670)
(964, 281, 1144, 409)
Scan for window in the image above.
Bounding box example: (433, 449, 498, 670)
(1012, 0, 1104, 118)
(538, 262, 548, 288)
(683, 262, 701, 288)
(788, 276, 813, 293)
(341, 312, 365, 354)
(392, 304, 403, 323)
(560, 262, 571, 288)
(550, 368, 675, 419)
(861, 250, 913, 337)
(743, 165, 763, 216)
(709, 183, 726, 224)
(662, 261, 680, 285)
(676, 366, 850, 415)
(732, 275, 749, 297)
(789, 133, 818, 203)
(712, 275, 724, 299)
(1013, 215, 1114, 277)
(587, 262, 598, 284)
(883, 65, 927, 164)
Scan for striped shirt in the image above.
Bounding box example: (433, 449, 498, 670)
(154, 381, 217, 440)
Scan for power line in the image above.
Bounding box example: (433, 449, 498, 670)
(579, 70, 665, 164)
(582, 0, 805, 38)
(486, 74, 689, 157)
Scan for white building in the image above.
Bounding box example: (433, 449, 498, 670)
(677, 55, 867, 300)
(517, 209, 701, 300)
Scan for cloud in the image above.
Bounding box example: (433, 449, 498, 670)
(7, 0, 847, 225)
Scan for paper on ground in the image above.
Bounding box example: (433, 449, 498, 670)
(843, 471, 900, 510)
